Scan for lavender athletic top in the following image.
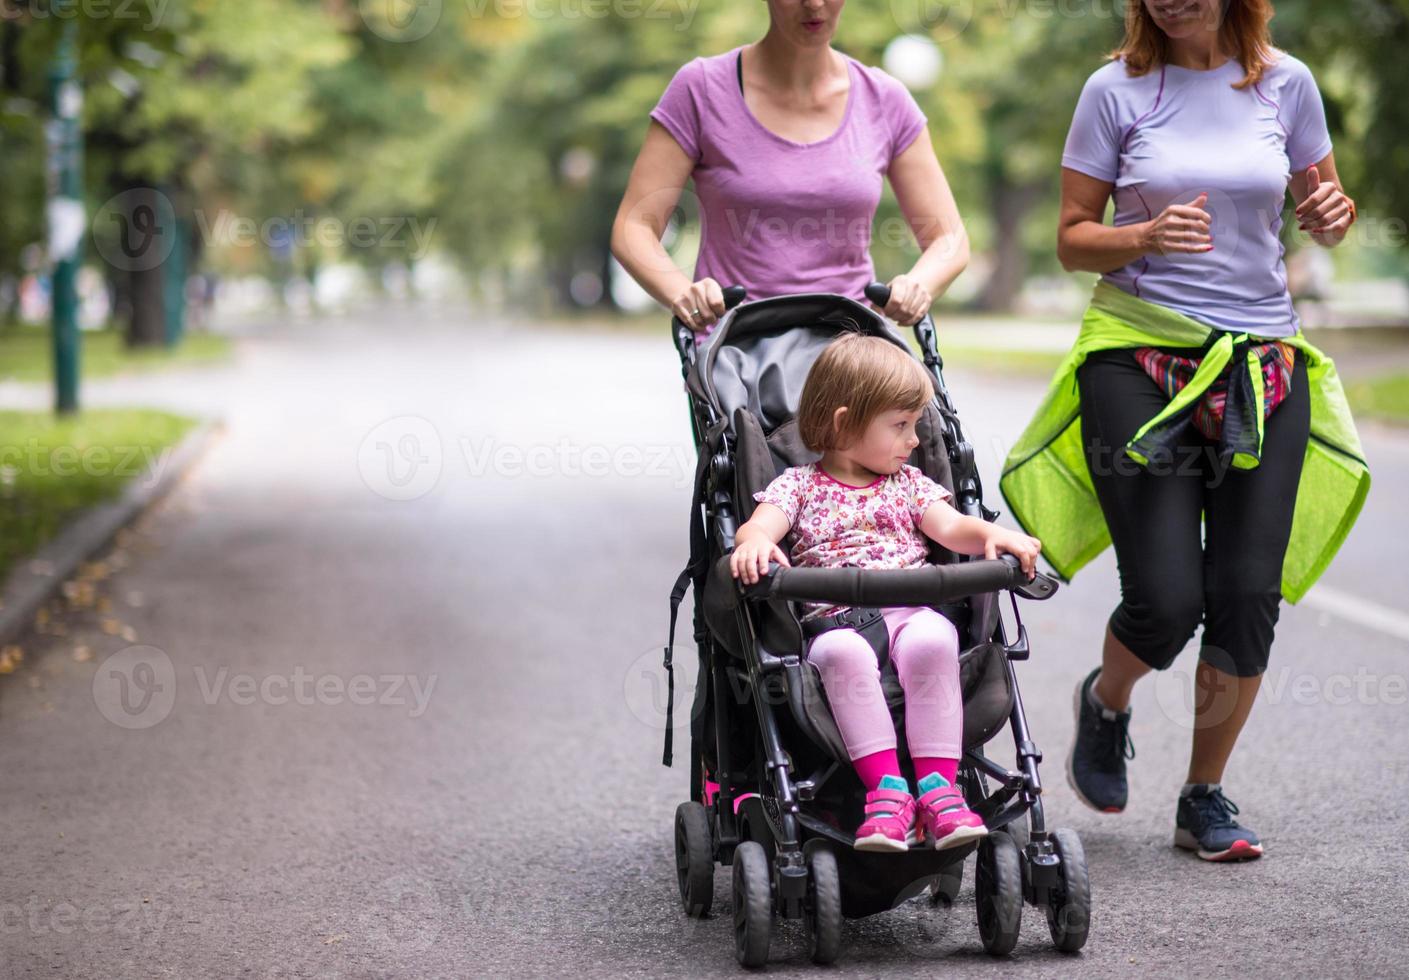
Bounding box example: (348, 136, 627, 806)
(1061, 51, 1333, 338)
(650, 46, 928, 338)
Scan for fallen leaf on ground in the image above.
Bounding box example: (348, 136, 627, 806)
(81, 561, 110, 580)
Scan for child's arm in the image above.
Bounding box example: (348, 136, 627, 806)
(918, 498, 1042, 579)
(730, 503, 793, 585)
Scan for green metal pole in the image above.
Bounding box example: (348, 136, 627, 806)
(46, 22, 83, 416)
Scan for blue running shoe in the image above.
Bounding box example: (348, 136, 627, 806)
(1174, 785, 1263, 862)
(1066, 667, 1135, 813)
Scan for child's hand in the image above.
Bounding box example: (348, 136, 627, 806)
(983, 528, 1042, 580)
(730, 538, 791, 586)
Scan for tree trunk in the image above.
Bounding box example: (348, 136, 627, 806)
(127, 262, 166, 347)
(975, 180, 1046, 313)
(121, 185, 171, 348)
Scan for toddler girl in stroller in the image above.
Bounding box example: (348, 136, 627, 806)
(731, 332, 1042, 853)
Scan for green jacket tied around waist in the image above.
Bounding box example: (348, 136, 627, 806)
(999, 281, 1370, 604)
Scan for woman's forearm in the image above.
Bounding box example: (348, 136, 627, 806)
(609, 217, 693, 310)
(1059, 219, 1151, 274)
(906, 227, 970, 300)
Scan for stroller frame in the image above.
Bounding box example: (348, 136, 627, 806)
(663, 285, 1090, 965)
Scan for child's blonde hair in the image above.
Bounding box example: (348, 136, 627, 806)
(797, 333, 934, 452)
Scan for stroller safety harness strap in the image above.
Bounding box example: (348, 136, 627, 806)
(662, 567, 690, 768)
(800, 606, 890, 671)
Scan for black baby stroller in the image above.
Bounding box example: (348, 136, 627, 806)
(661, 283, 1091, 966)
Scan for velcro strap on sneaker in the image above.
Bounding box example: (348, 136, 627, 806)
(864, 789, 912, 814)
(919, 786, 965, 813)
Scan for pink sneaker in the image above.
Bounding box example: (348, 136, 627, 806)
(916, 777, 988, 850)
(854, 776, 918, 852)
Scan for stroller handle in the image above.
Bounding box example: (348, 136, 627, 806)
(670, 285, 747, 333)
(863, 281, 893, 309)
(670, 285, 747, 361)
(863, 280, 931, 328)
(740, 554, 1058, 606)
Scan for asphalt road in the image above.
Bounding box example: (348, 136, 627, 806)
(1, 306, 1406, 978)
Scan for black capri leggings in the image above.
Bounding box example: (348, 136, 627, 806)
(1076, 344, 1310, 678)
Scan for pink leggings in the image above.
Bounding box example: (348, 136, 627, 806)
(805, 606, 963, 762)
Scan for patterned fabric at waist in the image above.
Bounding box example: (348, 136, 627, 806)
(1133, 340, 1297, 442)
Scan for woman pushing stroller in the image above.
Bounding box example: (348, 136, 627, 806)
(609, 2, 967, 337)
(730, 332, 1041, 853)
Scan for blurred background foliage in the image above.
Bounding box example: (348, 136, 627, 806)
(0, 0, 1406, 334)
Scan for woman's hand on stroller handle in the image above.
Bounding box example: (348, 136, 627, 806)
(670, 281, 748, 334)
(865, 276, 931, 327)
(856, 278, 935, 329)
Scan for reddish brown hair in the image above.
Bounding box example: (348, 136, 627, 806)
(1112, 0, 1277, 89)
(797, 333, 934, 453)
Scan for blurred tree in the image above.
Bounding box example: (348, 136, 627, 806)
(2, 0, 349, 343)
(87, 0, 349, 343)
(1, 0, 1403, 328)
(1275, 0, 1409, 263)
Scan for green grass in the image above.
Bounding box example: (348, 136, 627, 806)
(0, 324, 232, 383)
(0, 408, 198, 582)
(1346, 372, 1409, 425)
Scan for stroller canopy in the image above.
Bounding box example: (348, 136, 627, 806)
(692, 292, 904, 441)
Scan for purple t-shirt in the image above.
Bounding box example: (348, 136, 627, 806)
(650, 46, 927, 337)
(1062, 51, 1333, 338)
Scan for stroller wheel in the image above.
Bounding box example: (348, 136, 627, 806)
(975, 831, 1023, 956)
(1044, 828, 1091, 953)
(732, 841, 773, 968)
(802, 848, 842, 964)
(674, 802, 714, 918)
